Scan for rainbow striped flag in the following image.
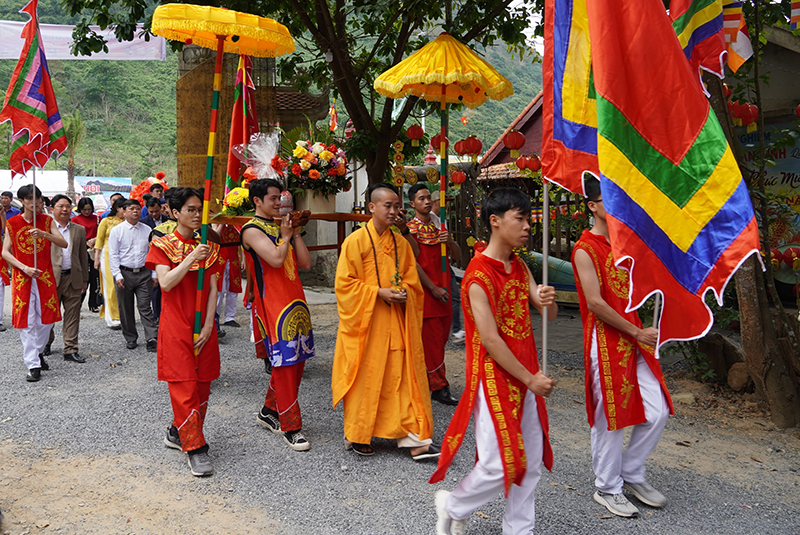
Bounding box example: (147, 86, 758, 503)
(543, 0, 761, 345)
(670, 0, 726, 80)
(790, 1, 800, 31)
(0, 0, 66, 178)
(722, 1, 743, 43)
(540, 0, 598, 194)
(225, 55, 259, 194)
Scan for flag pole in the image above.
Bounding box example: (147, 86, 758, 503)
(439, 84, 447, 289)
(541, 180, 550, 376)
(32, 166, 37, 271)
(193, 35, 225, 358)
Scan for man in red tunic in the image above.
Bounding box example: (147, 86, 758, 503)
(431, 188, 556, 535)
(242, 179, 314, 452)
(2, 185, 67, 382)
(407, 184, 461, 406)
(145, 187, 223, 477)
(571, 176, 673, 517)
(213, 223, 243, 327)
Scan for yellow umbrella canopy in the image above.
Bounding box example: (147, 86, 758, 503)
(151, 3, 295, 57)
(374, 32, 513, 108)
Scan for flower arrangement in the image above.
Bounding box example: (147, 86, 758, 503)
(288, 140, 351, 198)
(221, 186, 251, 216)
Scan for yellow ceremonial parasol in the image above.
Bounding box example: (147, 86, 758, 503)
(374, 31, 512, 306)
(151, 4, 294, 354)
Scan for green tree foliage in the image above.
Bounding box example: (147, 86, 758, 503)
(58, 0, 544, 184)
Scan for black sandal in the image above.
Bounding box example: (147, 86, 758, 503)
(345, 440, 374, 456)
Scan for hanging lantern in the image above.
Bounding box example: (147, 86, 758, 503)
(530, 155, 541, 171)
(451, 169, 467, 189)
(454, 139, 469, 157)
(503, 129, 526, 159)
(345, 119, 355, 139)
(769, 248, 783, 270)
(406, 124, 424, 146)
(464, 135, 482, 163)
(515, 156, 530, 170)
(784, 246, 800, 271)
(749, 104, 759, 123)
(431, 133, 449, 151)
(723, 83, 731, 98)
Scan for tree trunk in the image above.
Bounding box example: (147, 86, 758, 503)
(735, 257, 800, 427)
(704, 71, 800, 428)
(67, 158, 76, 200)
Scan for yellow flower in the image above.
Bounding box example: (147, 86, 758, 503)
(293, 145, 309, 158)
(320, 150, 334, 161)
(300, 160, 311, 171)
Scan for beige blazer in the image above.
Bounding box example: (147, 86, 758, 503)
(52, 222, 89, 290)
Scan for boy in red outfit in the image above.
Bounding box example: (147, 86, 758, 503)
(431, 188, 557, 535)
(145, 187, 223, 477)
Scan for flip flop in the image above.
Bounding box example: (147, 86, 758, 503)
(344, 439, 375, 456)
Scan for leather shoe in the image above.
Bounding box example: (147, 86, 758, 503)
(146, 338, 157, 353)
(126, 341, 137, 350)
(26, 367, 41, 382)
(38, 354, 50, 371)
(42, 343, 52, 356)
(431, 387, 459, 406)
(64, 352, 86, 363)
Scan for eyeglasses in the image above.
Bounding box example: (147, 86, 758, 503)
(181, 207, 200, 215)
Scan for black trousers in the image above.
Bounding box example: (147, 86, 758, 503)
(116, 268, 158, 344)
(81, 251, 101, 309)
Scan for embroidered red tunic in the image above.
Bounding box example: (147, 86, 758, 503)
(6, 214, 60, 328)
(430, 251, 553, 494)
(407, 217, 451, 318)
(218, 224, 243, 293)
(572, 230, 674, 431)
(145, 230, 224, 382)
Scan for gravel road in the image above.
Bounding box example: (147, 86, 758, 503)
(0, 292, 798, 535)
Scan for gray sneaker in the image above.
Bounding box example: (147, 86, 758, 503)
(594, 490, 639, 517)
(435, 490, 467, 535)
(163, 426, 182, 451)
(624, 481, 667, 508)
(187, 451, 214, 477)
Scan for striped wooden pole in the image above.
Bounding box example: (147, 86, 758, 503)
(193, 35, 225, 357)
(439, 84, 447, 282)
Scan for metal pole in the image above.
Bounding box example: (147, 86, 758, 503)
(32, 166, 37, 271)
(541, 180, 550, 376)
(439, 84, 448, 288)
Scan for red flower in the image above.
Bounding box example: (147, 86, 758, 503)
(292, 163, 302, 176)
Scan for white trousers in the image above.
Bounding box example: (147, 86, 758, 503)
(19, 280, 51, 370)
(590, 329, 669, 494)
(447, 383, 543, 535)
(216, 262, 238, 323)
(0, 278, 5, 324)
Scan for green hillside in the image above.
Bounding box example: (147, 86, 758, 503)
(0, 0, 541, 181)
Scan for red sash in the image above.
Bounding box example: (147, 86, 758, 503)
(6, 214, 60, 327)
(219, 224, 242, 293)
(572, 230, 673, 430)
(430, 251, 552, 495)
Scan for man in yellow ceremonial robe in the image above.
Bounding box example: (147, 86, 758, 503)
(333, 182, 439, 461)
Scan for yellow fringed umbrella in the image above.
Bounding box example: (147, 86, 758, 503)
(374, 32, 513, 109)
(151, 4, 294, 355)
(374, 31, 512, 302)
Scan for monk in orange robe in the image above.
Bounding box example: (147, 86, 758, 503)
(332, 183, 438, 460)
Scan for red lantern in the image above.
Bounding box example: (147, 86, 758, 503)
(345, 119, 355, 139)
(464, 135, 482, 163)
(454, 139, 469, 156)
(529, 155, 541, 171)
(431, 134, 449, 152)
(784, 247, 800, 271)
(515, 156, 530, 170)
(451, 169, 467, 188)
(723, 83, 731, 98)
(503, 129, 526, 159)
(740, 105, 753, 125)
(749, 104, 759, 123)
(406, 124, 424, 147)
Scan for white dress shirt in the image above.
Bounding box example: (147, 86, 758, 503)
(55, 220, 72, 270)
(108, 220, 153, 281)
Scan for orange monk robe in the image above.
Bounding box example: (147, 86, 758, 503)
(332, 219, 434, 445)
